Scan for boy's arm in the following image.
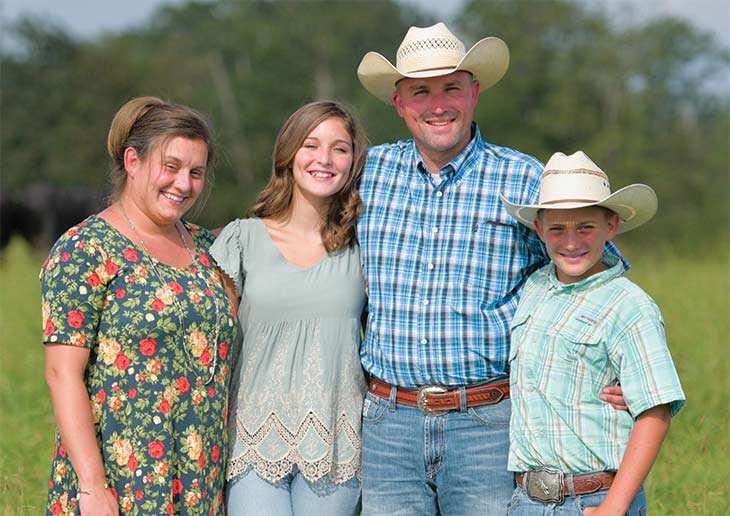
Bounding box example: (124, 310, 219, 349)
(583, 404, 671, 516)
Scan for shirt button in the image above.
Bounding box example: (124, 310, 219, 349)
(423, 299, 429, 306)
(420, 338, 428, 345)
(427, 263, 434, 270)
(436, 191, 443, 197)
(432, 227, 438, 234)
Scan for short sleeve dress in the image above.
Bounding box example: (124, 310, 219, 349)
(209, 218, 367, 486)
(41, 215, 239, 515)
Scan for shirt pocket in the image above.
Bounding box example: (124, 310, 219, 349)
(457, 219, 520, 307)
(542, 315, 609, 397)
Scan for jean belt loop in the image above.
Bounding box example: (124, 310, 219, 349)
(459, 386, 468, 413)
(566, 474, 576, 498)
(388, 385, 397, 412)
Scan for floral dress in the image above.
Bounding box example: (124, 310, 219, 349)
(41, 216, 239, 515)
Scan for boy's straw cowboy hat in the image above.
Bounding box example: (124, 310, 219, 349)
(357, 22, 509, 104)
(500, 151, 658, 234)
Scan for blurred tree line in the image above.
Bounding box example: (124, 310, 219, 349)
(1, 0, 728, 250)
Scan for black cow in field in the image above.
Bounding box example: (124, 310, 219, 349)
(1, 183, 105, 251)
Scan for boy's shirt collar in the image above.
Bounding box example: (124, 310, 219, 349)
(547, 253, 624, 293)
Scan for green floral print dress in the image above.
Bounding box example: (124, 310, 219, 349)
(41, 216, 239, 515)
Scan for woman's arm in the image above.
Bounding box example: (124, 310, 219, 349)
(45, 344, 118, 515)
(219, 268, 240, 311)
(583, 404, 671, 515)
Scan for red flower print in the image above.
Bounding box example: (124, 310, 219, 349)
(168, 281, 183, 295)
(211, 445, 220, 462)
(115, 289, 126, 299)
(114, 353, 131, 371)
(49, 479, 53, 488)
(140, 338, 157, 356)
(172, 479, 183, 495)
(128, 388, 137, 399)
(110, 487, 118, 499)
(123, 248, 139, 262)
(135, 490, 144, 501)
(205, 288, 213, 297)
(200, 349, 211, 367)
(44, 319, 56, 337)
(190, 267, 198, 274)
(208, 387, 214, 398)
(149, 441, 165, 458)
(167, 502, 174, 515)
(50, 502, 63, 515)
(59, 443, 67, 458)
(176, 377, 190, 395)
(105, 259, 119, 276)
(198, 453, 205, 469)
(88, 272, 101, 287)
(219, 342, 228, 360)
(127, 454, 138, 472)
(199, 253, 210, 267)
(151, 299, 166, 312)
(159, 399, 171, 414)
(97, 389, 106, 404)
(67, 310, 85, 328)
(61, 252, 71, 262)
(67, 228, 79, 236)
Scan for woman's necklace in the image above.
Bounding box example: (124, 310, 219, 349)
(118, 204, 220, 385)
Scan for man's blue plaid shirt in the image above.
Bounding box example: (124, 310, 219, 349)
(357, 124, 622, 388)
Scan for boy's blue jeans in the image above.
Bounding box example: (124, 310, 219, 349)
(507, 485, 647, 515)
(361, 386, 514, 515)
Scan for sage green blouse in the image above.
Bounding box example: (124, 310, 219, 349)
(210, 218, 367, 485)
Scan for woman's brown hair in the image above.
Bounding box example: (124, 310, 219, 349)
(247, 101, 368, 252)
(106, 96, 216, 210)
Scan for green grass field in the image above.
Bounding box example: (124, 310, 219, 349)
(1, 237, 728, 514)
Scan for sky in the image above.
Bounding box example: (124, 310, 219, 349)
(1, 0, 729, 50)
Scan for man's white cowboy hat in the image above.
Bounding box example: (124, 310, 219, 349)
(499, 151, 657, 234)
(357, 22, 509, 104)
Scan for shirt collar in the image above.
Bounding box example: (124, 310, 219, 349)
(547, 253, 625, 293)
(412, 123, 483, 185)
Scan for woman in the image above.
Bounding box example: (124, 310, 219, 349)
(210, 101, 368, 515)
(42, 97, 239, 515)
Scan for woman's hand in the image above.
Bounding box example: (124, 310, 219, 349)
(78, 484, 119, 516)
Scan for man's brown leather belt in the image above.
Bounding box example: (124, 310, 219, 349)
(516, 470, 615, 504)
(368, 377, 510, 416)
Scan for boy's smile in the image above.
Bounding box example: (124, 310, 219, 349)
(535, 206, 619, 284)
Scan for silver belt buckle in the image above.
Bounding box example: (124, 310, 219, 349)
(525, 468, 565, 505)
(417, 385, 448, 416)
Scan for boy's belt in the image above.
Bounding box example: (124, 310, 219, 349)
(368, 377, 510, 416)
(516, 469, 616, 504)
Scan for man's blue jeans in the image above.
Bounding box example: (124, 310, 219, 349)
(361, 385, 514, 515)
(507, 485, 647, 515)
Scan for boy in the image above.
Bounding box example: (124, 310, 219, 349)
(500, 151, 685, 515)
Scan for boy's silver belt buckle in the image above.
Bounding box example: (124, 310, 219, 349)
(525, 468, 564, 504)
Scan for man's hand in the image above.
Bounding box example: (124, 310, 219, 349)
(600, 385, 628, 411)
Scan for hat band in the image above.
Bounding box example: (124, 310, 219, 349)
(401, 64, 460, 74)
(543, 168, 608, 180)
(541, 198, 600, 205)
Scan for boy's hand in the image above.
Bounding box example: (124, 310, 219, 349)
(600, 385, 628, 411)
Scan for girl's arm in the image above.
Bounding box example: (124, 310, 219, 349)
(583, 403, 671, 516)
(45, 344, 118, 515)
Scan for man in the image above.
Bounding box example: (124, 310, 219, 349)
(355, 23, 625, 515)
